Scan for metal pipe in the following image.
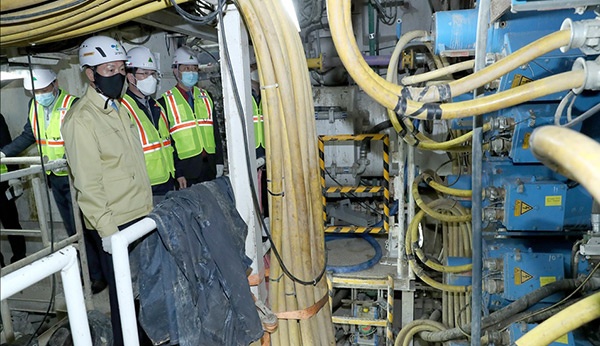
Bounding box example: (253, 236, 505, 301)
(471, 0, 490, 343)
(0, 246, 92, 346)
(0, 156, 47, 165)
(0, 159, 67, 182)
(1, 234, 80, 276)
(109, 217, 157, 346)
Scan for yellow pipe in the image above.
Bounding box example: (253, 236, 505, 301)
(416, 122, 491, 150)
(530, 126, 600, 202)
(334, 0, 572, 102)
(0, 0, 94, 24)
(1, 0, 123, 37)
(1, 0, 186, 47)
(328, 0, 582, 120)
(407, 202, 472, 273)
(515, 291, 600, 346)
(402, 59, 475, 86)
(394, 320, 446, 346)
(421, 171, 472, 197)
(412, 178, 472, 222)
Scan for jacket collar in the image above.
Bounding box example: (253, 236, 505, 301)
(85, 85, 118, 114)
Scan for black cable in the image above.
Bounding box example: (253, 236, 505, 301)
(170, 0, 223, 25)
(217, 5, 326, 286)
(25, 54, 57, 346)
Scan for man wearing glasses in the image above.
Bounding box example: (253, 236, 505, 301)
(122, 47, 176, 204)
(158, 46, 224, 189)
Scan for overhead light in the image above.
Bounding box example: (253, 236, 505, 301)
(281, 0, 301, 32)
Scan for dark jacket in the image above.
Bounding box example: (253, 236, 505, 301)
(132, 177, 262, 346)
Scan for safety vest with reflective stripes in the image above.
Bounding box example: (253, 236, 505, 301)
(121, 94, 175, 186)
(253, 97, 265, 149)
(29, 90, 76, 176)
(162, 87, 216, 160)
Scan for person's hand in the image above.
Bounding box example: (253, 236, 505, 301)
(101, 237, 112, 254)
(216, 164, 224, 177)
(177, 176, 187, 189)
(5, 179, 23, 200)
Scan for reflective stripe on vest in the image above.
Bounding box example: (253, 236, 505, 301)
(252, 97, 265, 149)
(163, 87, 216, 159)
(121, 95, 175, 186)
(29, 90, 75, 176)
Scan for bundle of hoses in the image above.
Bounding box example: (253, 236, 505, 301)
(326, 0, 587, 121)
(236, 0, 335, 344)
(0, 0, 194, 47)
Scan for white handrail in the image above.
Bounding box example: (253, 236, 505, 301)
(108, 217, 157, 346)
(0, 246, 92, 346)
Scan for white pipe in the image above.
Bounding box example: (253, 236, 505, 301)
(0, 156, 48, 165)
(0, 246, 92, 346)
(0, 159, 67, 182)
(108, 217, 157, 346)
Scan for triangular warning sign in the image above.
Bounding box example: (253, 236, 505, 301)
(514, 267, 533, 285)
(514, 200, 533, 216)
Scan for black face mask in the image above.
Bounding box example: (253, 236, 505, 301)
(93, 70, 125, 100)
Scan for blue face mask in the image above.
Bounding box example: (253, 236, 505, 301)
(181, 71, 198, 88)
(35, 91, 57, 108)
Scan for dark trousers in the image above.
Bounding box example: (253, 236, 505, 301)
(0, 181, 26, 266)
(89, 217, 147, 346)
(49, 174, 104, 282)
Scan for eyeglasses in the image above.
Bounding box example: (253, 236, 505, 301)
(135, 71, 160, 78)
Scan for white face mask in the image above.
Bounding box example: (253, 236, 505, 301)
(136, 75, 157, 96)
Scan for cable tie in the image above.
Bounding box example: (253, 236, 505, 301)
(261, 83, 279, 90)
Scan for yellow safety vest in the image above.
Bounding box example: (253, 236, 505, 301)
(162, 87, 216, 160)
(1, 164, 7, 174)
(29, 90, 76, 176)
(121, 94, 175, 186)
(253, 97, 265, 149)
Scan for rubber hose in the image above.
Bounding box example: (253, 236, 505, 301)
(325, 234, 382, 273)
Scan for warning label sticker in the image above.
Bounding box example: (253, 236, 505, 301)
(511, 74, 533, 88)
(514, 267, 533, 285)
(522, 132, 531, 149)
(514, 200, 533, 217)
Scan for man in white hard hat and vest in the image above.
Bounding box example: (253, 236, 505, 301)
(61, 35, 152, 346)
(0, 68, 107, 292)
(158, 46, 224, 188)
(122, 46, 176, 204)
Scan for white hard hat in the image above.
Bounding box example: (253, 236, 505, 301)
(79, 36, 126, 68)
(126, 47, 158, 71)
(23, 68, 57, 91)
(172, 47, 199, 67)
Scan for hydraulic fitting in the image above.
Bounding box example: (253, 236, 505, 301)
(560, 18, 600, 55)
(571, 56, 600, 94)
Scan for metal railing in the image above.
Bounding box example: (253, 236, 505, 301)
(0, 246, 92, 345)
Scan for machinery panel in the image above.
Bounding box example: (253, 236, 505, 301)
(503, 252, 565, 301)
(504, 180, 567, 231)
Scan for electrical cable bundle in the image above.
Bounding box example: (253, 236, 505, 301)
(235, 0, 335, 344)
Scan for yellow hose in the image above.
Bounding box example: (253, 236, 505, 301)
(0, 0, 94, 24)
(515, 291, 600, 346)
(1, 0, 132, 37)
(405, 199, 472, 292)
(421, 171, 472, 197)
(402, 60, 475, 86)
(394, 320, 447, 346)
(412, 178, 472, 222)
(1, 0, 190, 47)
(530, 126, 600, 202)
(328, 0, 582, 120)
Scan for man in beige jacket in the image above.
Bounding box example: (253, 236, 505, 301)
(61, 35, 152, 346)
